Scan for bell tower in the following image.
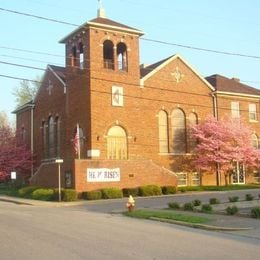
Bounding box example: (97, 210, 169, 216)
(59, 2, 144, 85)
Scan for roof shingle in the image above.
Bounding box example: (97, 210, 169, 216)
(206, 74, 260, 96)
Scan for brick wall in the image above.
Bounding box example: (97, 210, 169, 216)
(74, 159, 177, 192)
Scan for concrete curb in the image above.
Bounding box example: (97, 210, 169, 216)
(149, 217, 252, 231)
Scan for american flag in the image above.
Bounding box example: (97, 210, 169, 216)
(73, 124, 80, 156)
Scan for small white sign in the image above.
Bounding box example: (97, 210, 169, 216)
(11, 171, 16, 180)
(87, 149, 100, 157)
(87, 168, 120, 182)
(112, 86, 124, 106)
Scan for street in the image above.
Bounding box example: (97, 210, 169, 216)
(0, 200, 260, 260)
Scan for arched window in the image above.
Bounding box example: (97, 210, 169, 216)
(251, 134, 259, 149)
(158, 110, 169, 153)
(107, 126, 127, 160)
(117, 42, 127, 71)
(188, 113, 198, 152)
(56, 117, 61, 157)
(48, 116, 55, 158)
(103, 40, 114, 70)
(42, 121, 47, 159)
(71, 46, 77, 67)
(171, 108, 186, 154)
(78, 42, 84, 70)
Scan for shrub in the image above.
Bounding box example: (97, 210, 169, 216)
(122, 187, 140, 197)
(62, 189, 78, 201)
(251, 207, 260, 219)
(179, 188, 186, 193)
(201, 204, 212, 213)
(31, 188, 54, 201)
(139, 185, 162, 197)
(82, 190, 102, 200)
(192, 199, 201, 206)
(101, 187, 123, 199)
(17, 186, 40, 198)
(245, 194, 254, 201)
(228, 196, 239, 202)
(209, 198, 220, 204)
(183, 202, 194, 211)
(168, 202, 180, 209)
(161, 186, 177, 195)
(53, 188, 65, 201)
(226, 206, 239, 215)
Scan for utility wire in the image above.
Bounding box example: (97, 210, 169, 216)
(0, 7, 260, 60)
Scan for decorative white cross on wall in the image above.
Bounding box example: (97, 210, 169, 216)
(47, 80, 53, 95)
(171, 67, 184, 83)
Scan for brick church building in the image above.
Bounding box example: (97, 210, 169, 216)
(14, 6, 260, 191)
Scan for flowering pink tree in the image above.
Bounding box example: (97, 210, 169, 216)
(192, 116, 259, 185)
(0, 125, 33, 182)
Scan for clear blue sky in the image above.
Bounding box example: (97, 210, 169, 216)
(0, 0, 259, 122)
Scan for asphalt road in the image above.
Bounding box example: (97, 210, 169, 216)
(74, 188, 260, 213)
(0, 201, 260, 260)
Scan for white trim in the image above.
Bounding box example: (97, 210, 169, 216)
(48, 65, 66, 94)
(140, 54, 215, 91)
(214, 91, 260, 99)
(87, 22, 144, 36)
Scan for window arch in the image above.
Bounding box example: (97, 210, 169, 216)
(107, 125, 127, 159)
(117, 42, 127, 71)
(103, 40, 114, 70)
(251, 134, 259, 149)
(158, 110, 169, 153)
(48, 116, 55, 158)
(188, 112, 198, 152)
(71, 46, 77, 67)
(56, 117, 61, 157)
(171, 108, 186, 153)
(78, 42, 84, 69)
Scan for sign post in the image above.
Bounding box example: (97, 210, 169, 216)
(55, 159, 64, 202)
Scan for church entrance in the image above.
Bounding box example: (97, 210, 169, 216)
(107, 126, 127, 160)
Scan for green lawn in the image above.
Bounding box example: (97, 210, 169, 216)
(124, 209, 209, 224)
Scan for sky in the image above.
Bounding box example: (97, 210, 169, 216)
(0, 0, 260, 122)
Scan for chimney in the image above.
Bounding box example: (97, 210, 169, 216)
(232, 77, 240, 83)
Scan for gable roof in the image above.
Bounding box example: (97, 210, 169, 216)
(12, 100, 34, 114)
(140, 54, 215, 91)
(206, 74, 260, 97)
(60, 17, 143, 43)
(48, 65, 66, 83)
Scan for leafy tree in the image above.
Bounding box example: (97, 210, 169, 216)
(192, 116, 259, 185)
(0, 111, 9, 127)
(0, 125, 32, 182)
(12, 76, 41, 107)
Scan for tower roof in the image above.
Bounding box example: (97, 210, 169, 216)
(60, 16, 143, 43)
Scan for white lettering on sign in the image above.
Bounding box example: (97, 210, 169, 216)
(87, 168, 120, 182)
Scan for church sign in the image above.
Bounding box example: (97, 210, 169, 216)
(86, 168, 120, 182)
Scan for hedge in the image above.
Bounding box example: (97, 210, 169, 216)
(17, 186, 40, 198)
(31, 188, 54, 201)
(161, 186, 177, 195)
(82, 190, 102, 200)
(62, 189, 78, 201)
(101, 187, 123, 199)
(122, 187, 140, 197)
(139, 185, 162, 197)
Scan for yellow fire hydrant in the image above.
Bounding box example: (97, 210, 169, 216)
(126, 195, 135, 212)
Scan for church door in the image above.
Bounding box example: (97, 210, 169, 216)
(107, 126, 127, 160)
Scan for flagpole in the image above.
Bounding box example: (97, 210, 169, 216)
(77, 123, 81, 160)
